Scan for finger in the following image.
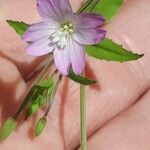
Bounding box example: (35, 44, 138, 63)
(0, 0, 150, 150)
(63, 0, 150, 148)
(0, 0, 83, 150)
(86, 89, 150, 150)
(0, 56, 26, 122)
(58, 0, 150, 148)
(0, 0, 47, 79)
(0, 0, 84, 79)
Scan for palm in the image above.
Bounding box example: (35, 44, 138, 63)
(0, 0, 150, 149)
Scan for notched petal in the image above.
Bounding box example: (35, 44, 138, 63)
(75, 13, 105, 29)
(73, 28, 106, 45)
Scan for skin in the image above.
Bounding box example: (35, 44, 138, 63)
(0, 0, 150, 149)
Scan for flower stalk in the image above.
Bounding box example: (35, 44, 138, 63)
(80, 82, 87, 150)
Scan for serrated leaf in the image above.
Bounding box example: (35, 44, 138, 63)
(90, 0, 124, 21)
(35, 118, 47, 136)
(36, 79, 54, 89)
(6, 20, 29, 36)
(86, 38, 144, 62)
(68, 70, 97, 85)
(0, 118, 16, 141)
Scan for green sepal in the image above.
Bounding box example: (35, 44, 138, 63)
(25, 102, 39, 119)
(68, 70, 97, 85)
(38, 95, 48, 108)
(35, 79, 54, 90)
(35, 118, 47, 137)
(86, 38, 144, 62)
(6, 20, 29, 36)
(0, 118, 17, 141)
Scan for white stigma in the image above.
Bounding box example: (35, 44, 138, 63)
(51, 22, 74, 49)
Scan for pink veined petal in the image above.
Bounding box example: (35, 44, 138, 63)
(23, 29, 54, 42)
(37, 0, 61, 20)
(59, 0, 72, 13)
(37, 0, 73, 21)
(22, 21, 58, 42)
(26, 36, 53, 56)
(27, 21, 58, 31)
(75, 13, 105, 29)
(54, 47, 70, 75)
(70, 40, 86, 75)
(73, 28, 106, 45)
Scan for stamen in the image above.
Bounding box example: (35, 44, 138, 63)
(69, 29, 74, 33)
(64, 25, 69, 30)
(51, 21, 74, 50)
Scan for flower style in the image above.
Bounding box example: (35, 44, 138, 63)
(23, 0, 106, 75)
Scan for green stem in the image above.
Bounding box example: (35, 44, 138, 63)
(77, 0, 92, 13)
(77, 0, 100, 13)
(87, 0, 100, 11)
(80, 83, 87, 150)
(78, 1, 101, 149)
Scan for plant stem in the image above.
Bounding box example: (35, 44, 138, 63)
(77, 0, 100, 13)
(87, 0, 100, 11)
(80, 83, 87, 150)
(77, 0, 92, 13)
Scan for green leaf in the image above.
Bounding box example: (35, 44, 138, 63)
(35, 118, 47, 136)
(90, 0, 124, 21)
(86, 38, 144, 62)
(36, 79, 54, 90)
(68, 70, 97, 85)
(0, 118, 17, 141)
(6, 20, 29, 36)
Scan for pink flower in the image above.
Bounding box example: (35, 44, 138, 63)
(23, 0, 106, 75)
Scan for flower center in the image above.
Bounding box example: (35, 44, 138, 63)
(51, 22, 74, 50)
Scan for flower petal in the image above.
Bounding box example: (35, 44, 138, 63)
(37, 0, 72, 20)
(54, 47, 70, 75)
(26, 36, 53, 56)
(54, 39, 86, 75)
(59, 0, 72, 13)
(70, 40, 86, 75)
(73, 28, 106, 45)
(75, 13, 105, 29)
(37, 0, 61, 20)
(22, 21, 58, 42)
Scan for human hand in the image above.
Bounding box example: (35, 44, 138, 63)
(0, 0, 150, 149)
